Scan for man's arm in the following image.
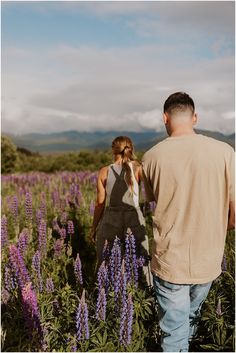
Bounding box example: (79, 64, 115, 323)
(228, 148, 235, 230)
(141, 154, 156, 202)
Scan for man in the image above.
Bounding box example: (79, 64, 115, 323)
(142, 92, 235, 352)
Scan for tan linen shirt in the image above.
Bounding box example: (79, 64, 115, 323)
(142, 134, 235, 284)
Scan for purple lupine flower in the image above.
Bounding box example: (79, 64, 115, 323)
(97, 260, 109, 294)
(102, 239, 110, 264)
(89, 201, 95, 216)
(221, 254, 227, 272)
(216, 298, 222, 317)
(125, 229, 138, 287)
(96, 287, 107, 321)
(54, 239, 64, 258)
(67, 220, 74, 235)
(59, 227, 67, 240)
(32, 250, 43, 292)
(119, 293, 134, 346)
(18, 230, 29, 257)
(136, 255, 146, 268)
(1, 288, 10, 304)
(109, 236, 122, 289)
(125, 235, 132, 283)
(74, 253, 83, 285)
(4, 264, 17, 292)
(22, 282, 43, 339)
(46, 277, 55, 293)
(40, 192, 47, 219)
(109, 237, 122, 308)
(10, 195, 19, 220)
(9, 244, 30, 289)
(36, 209, 43, 228)
(38, 219, 47, 256)
(1, 215, 8, 248)
(52, 190, 60, 209)
(120, 259, 127, 307)
(25, 192, 33, 222)
(76, 289, 90, 340)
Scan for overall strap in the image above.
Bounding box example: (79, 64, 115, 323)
(109, 165, 128, 207)
(110, 165, 126, 179)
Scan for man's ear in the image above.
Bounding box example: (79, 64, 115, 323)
(192, 113, 198, 125)
(163, 113, 169, 125)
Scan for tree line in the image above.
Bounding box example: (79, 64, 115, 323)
(1, 135, 144, 174)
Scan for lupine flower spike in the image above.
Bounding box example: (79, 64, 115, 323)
(46, 278, 55, 293)
(119, 293, 134, 346)
(125, 228, 138, 287)
(25, 192, 33, 223)
(75, 289, 90, 340)
(1, 215, 8, 248)
(102, 239, 110, 264)
(96, 287, 107, 321)
(109, 237, 122, 290)
(32, 250, 43, 292)
(18, 230, 29, 257)
(9, 245, 30, 289)
(74, 253, 83, 285)
(67, 220, 74, 235)
(38, 219, 47, 257)
(4, 264, 17, 292)
(22, 282, 43, 341)
(97, 260, 109, 292)
(10, 195, 19, 220)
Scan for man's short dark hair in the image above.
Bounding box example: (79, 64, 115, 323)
(164, 92, 195, 116)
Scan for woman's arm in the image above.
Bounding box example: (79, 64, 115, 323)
(89, 166, 108, 243)
(132, 160, 142, 184)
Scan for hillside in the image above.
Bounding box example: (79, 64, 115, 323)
(4, 129, 235, 153)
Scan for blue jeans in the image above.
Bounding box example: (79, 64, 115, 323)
(153, 274, 212, 352)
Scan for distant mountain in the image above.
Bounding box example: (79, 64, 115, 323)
(3, 129, 235, 153)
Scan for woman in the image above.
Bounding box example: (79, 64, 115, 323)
(90, 136, 152, 286)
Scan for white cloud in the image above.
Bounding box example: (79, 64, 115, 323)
(1, 1, 234, 135)
(2, 43, 234, 135)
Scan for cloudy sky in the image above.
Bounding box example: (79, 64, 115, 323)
(2, 1, 235, 135)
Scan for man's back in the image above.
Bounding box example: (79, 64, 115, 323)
(142, 134, 234, 284)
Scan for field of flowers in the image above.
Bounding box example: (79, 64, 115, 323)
(1, 171, 235, 352)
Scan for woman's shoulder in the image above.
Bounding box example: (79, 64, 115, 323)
(97, 166, 110, 184)
(98, 165, 109, 175)
(99, 165, 115, 178)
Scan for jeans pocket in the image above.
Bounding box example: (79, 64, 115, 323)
(155, 276, 183, 292)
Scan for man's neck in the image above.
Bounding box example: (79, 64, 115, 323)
(170, 128, 196, 137)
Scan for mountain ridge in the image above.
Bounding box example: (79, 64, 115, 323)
(3, 129, 235, 153)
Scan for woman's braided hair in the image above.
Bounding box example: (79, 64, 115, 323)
(111, 136, 138, 190)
